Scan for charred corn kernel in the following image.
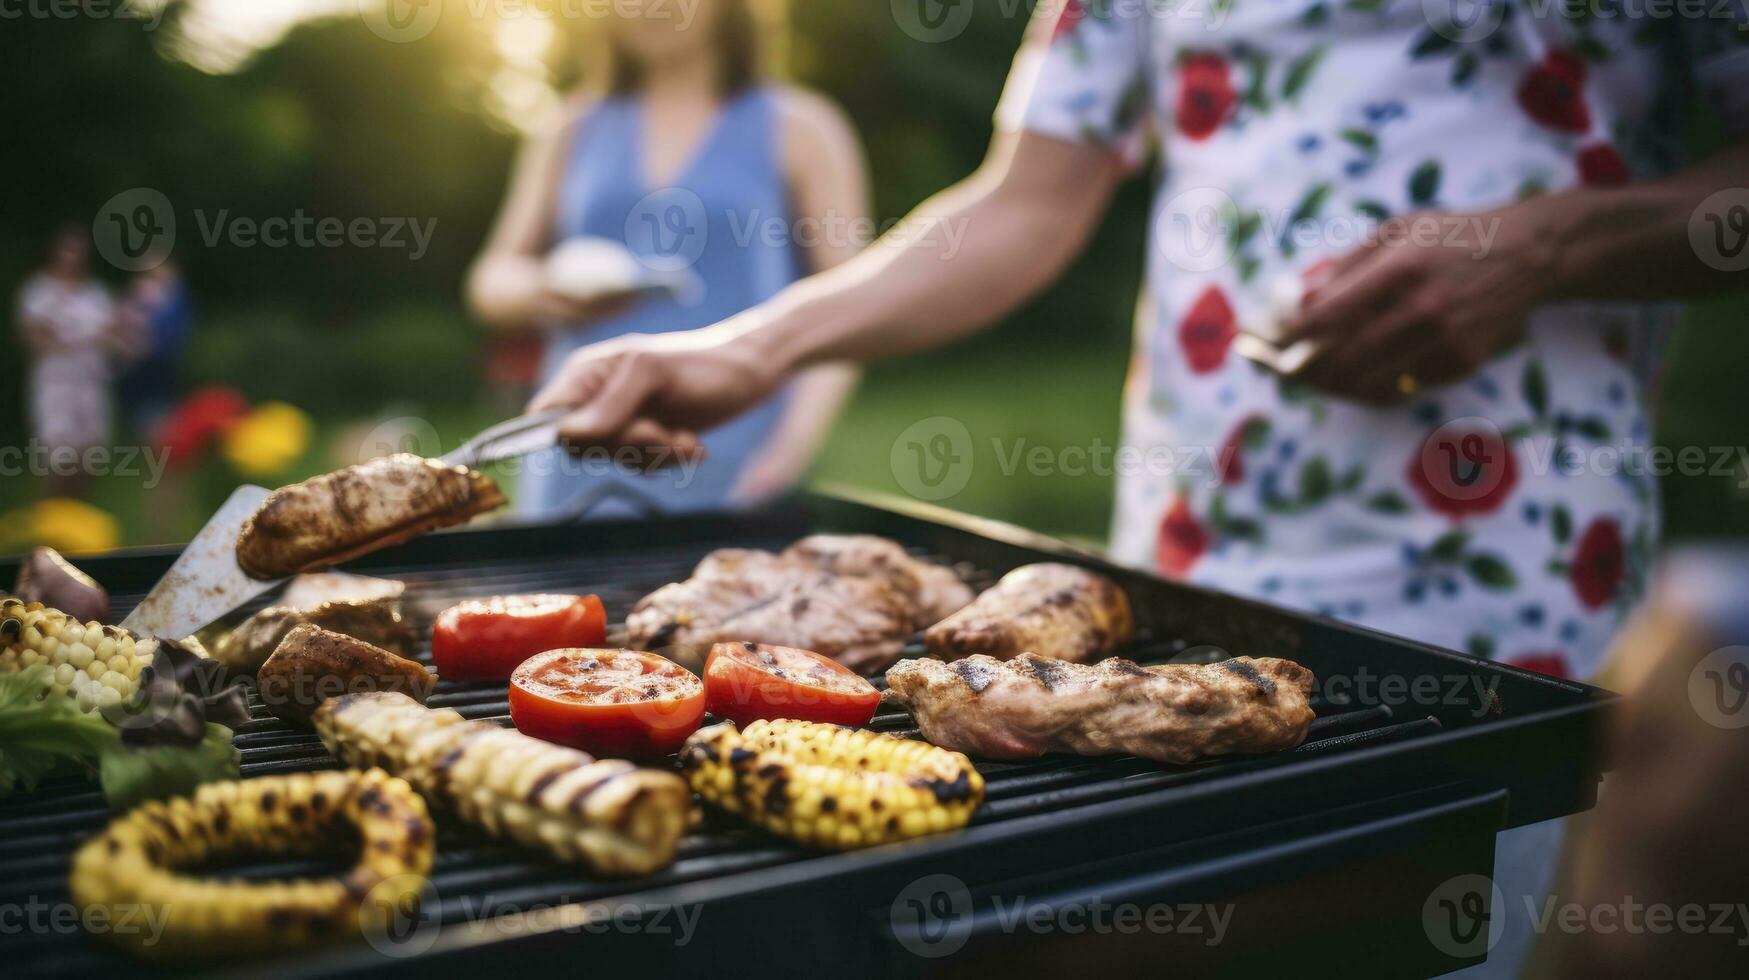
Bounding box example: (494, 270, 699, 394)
(1, 599, 152, 715)
(312, 692, 691, 876)
(679, 719, 984, 851)
(69, 768, 433, 959)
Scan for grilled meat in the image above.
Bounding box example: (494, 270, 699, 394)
(279, 571, 405, 609)
(211, 595, 415, 676)
(885, 654, 1316, 764)
(782, 535, 974, 624)
(626, 535, 971, 673)
(11, 547, 109, 624)
(237, 454, 505, 579)
(924, 563, 1133, 664)
(257, 624, 434, 724)
(313, 691, 691, 875)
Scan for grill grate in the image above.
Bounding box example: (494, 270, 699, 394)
(3, 534, 1437, 975)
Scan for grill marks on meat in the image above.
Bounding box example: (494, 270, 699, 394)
(624, 535, 973, 673)
(884, 654, 1316, 765)
(237, 454, 506, 580)
(924, 563, 1134, 664)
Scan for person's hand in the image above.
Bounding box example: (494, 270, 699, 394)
(528, 322, 787, 466)
(1279, 201, 1565, 405)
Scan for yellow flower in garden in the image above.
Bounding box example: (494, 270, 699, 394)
(222, 401, 314, 478)
(29, 499, 122, 555)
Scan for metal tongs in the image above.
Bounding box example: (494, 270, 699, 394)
(121, 411, 571, 640)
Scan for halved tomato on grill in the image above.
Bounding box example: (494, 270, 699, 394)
(431, 594, 606, 681)
(509, 649, 705, 757)
(704, 642, 882, 728)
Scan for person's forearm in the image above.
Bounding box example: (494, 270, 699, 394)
(740, 134, 1120, 374)
(1544, 141, 1749, 302)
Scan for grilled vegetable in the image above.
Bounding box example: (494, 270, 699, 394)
(432, 594, 607, 680)
(313, 691, 691, 875)
(256, 624, 434, 724)
(1, 598, 151, 713)
(70, 768, 434, 958)
(508, 649, 704, 757)
(0, 664, 240, 808)
(703, 642, 881, 728)
(680, 719, 984, 850)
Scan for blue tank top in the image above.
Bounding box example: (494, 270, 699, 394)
(524, 86, 801, 518)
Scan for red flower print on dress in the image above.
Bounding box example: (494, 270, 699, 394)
(1178, 285, 1238, 374)
(1176, 53, 1236, 141)
(1156, 498, 1209, 577)
(1576, 144, 1629, 187)
(1217, 415, 1267, 485)
(1406, 424, 1519, 519)
(1516, 50, 1591, 134)
(1505, 653, 1571, 679)
(1051, 0, 1085, 42)
(1570, 517, 1625, 610)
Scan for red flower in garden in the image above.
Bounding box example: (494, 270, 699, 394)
(158, 386, 250, 467)
(1570, 518, 1625, 610)
(1576, 144, 1629, 187)
(1406, 425, 1519, 520)
(1516, 50, 1591, 134)
(1051, 0, 1085, 41)
(1176, 53, 1236, 140)
(1217, 415, 1266, 485)
(1178, 285, 1238, 374)
(1505, 653, 1571, 679)
(1156, 498, 1209, 578)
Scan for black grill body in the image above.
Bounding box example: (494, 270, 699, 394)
(0, 493, 1612, 978)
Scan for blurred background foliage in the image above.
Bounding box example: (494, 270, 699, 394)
(0, 0, 1742, 551)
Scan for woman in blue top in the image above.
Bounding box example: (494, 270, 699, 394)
(468, 0, 865, 517)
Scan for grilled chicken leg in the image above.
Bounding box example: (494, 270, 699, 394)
(924, 563, 1133, 664)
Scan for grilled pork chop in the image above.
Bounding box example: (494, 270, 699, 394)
(625, 535, 973, 673)
(237, 454, 505, 579)
(885, 654, 1315, 764)
(924, 563, 1133, 664)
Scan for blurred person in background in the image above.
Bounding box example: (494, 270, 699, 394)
(530, 3, 1749, 974)
(15, 225, 128, 501)
(117, 260, 193, 442)
(469, 0, 865, 517)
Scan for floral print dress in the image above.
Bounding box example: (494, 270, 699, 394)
(999, 0, 1749, 681)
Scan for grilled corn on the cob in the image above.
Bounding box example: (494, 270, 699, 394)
(1, 598, 150, 714)
(312, 691, 691, 875)
(69, 768, 434, 958)
(681, 719, 984, 850)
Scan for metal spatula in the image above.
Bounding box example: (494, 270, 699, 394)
(118, 410, 570, 640)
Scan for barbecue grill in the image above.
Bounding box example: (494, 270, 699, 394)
(0, 491, 1613, 978)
